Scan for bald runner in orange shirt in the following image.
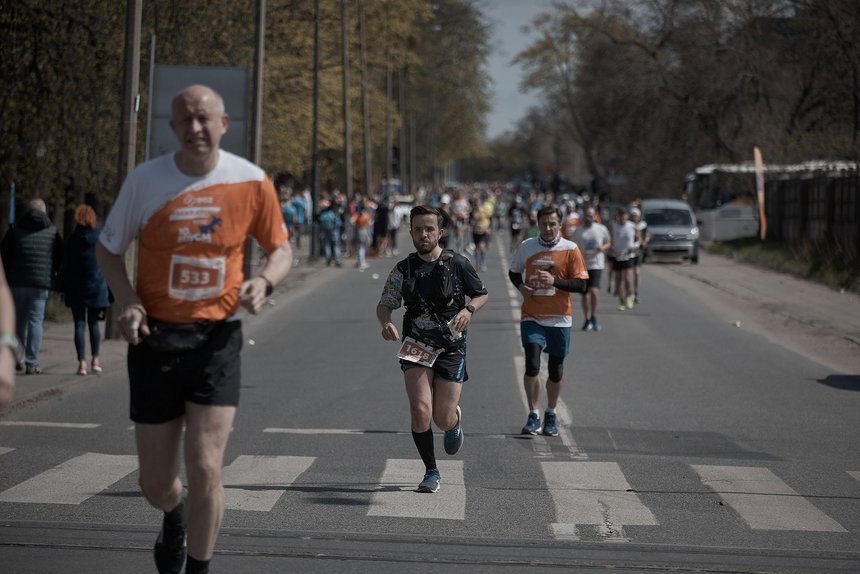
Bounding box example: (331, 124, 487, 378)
(97, 84, 292, 574)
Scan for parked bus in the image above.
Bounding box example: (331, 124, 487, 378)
(684, 161, 859, 242)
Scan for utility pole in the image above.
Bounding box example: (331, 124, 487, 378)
(359, 1, 372, 197)
(252, 0, 266, 164)
(398, 68, 407, 196)
(310, 0, 321, 259)
(342, 0, 353, 199)
(117, 0, 142, 189)
(245, 0, 266, 278)
(107, 0, 142, 339)
(385, 49, 392, 192)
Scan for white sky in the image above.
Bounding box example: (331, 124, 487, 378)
(481, 0, 556, 140)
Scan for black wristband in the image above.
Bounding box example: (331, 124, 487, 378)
(465, 304, 476, 314)
(261, 276, 274, 297)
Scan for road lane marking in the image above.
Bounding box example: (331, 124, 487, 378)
(368, 459, 465, 520)
(848, 471, 860, 483)
(0, 453, 137, 504)
(542, 461, 657, 541)
(262, 428, 508, 439)
(0, 421, 100, 429)
(0, 447, 14, 456)
(264, 428, 408, 435)
(692, 465, 846, 532)
(223, 455, 315, 512)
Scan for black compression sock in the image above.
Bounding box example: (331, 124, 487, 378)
(411, 428, 437, 470)
(185, 555, 210, 574)
(164, 491, 186, 526)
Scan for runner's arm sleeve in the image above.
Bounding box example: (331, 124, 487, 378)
(552, 277, 587, 293)
(508, 270, 524, 288)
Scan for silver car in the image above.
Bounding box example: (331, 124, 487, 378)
(641, 199, 699, 263)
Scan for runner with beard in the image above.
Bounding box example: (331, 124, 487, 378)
(376, 206, 488, 493)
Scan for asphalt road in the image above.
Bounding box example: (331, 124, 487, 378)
(1, 232, 859, 573)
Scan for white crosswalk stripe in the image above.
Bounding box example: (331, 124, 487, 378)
(0, 447, 852, 538)
(223, 455, 315, 512)
(692, 465, 847, 532)
(368, 459, 465, 520)
(0, 452, 138, 504)
(541, 461, 657, 540)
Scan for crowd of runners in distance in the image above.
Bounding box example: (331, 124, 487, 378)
(297, 180, 651, 326)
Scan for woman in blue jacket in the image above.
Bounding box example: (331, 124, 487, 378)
(63, 205, 110, 375)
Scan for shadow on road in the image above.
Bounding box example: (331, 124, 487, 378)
(817, 374, 860, 391)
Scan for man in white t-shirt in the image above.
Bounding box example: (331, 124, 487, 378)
(573, 207, 611, 331)
(630, 207, 648, 303)
(609, 208, 637, 310)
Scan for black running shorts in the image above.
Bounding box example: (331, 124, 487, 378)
(401, 348, 468, 383)
(128, 320, 243, 424)
(585, 269, 602, 290)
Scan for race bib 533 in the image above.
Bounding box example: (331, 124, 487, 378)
(168, 255, 226, 301)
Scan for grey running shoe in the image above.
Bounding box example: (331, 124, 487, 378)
(521, 412, 541, 435)
(154, 509, 186, 573)
(443, 405, 463, 455)
(542, 411, 559, 436)
(418, 468, 441, 493)
(591, 318, 602, 331)
(581, 319, 592, 331)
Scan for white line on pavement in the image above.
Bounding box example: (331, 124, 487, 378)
(0, 447, 14, 456)
(0, 421, 100, 429)
(542, 461, 657, 541)
(223, 455, 315, 512)
(692, 465, 846, 532)
(849, 471, 860, 483)
(368, 458, 465, 520)
(263, 428, 507, 439)
(0, 453, 138, 504)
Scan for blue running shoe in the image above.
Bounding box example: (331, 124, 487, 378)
(444, 405, 463, 455)
(591, 318, 602, 331)
(418, 468, 441, 493)
(542, 411, 559, 436)
(521, 412, 541, 435)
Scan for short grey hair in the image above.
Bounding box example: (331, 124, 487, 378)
(28, 198, 47, 213)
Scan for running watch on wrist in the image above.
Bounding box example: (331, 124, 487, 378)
(0, 332, 22, 364)
(465, 304, 476, 314)
(260, 275, 274, 297)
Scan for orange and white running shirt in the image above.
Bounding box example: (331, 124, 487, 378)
(509, 237, 589, 327)
(100, 151, 288, 323)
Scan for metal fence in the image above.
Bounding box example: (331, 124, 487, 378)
(764, 171, 860, 255)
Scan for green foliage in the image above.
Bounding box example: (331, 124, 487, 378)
(0, 0, 492, 233)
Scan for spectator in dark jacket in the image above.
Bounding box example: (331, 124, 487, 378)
(62, 205, 110, 375)
(0, 198, 63, 374)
